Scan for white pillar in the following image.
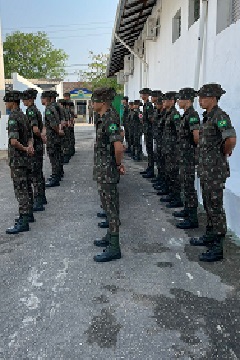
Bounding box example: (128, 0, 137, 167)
(0, 18, 6, 116)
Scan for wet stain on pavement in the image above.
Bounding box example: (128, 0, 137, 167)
(156, 261, 173, 268)
(133, 288, 240, 359)
(85, 308, 122, 348)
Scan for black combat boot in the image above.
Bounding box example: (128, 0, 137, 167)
(199, 236, 224, 262)
(97, 210, 107, 218)
(139, 167, 150, 175)
(63, 156, 69, 164)
(157, 188, 169, 196)
(173, 208, 189, 218)
(45, 176, 60, 188)
(42, 194, 48, 205)
(94, 234, 121, 262)
(94, 232, 110, 247)
(6, 215, 30, 234)
(33, 198, 45, 212)
(142, 167, 154, 178)
(189, 232, 214, 246)
(160, 194, 172, 203)
(15, 213, 35, 223)
(98, 219, 109, 228)
(166, 198, 183, 208)
(176, 208, 199, 229)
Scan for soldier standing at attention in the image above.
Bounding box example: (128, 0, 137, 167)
(4, 91, 34, 234)
(174, 88, 200, 229)
(139, 88, 155, 178)
(132, 100, 143, 161)
(121, 96, 130, 153)
(151, 90, 162, 185)
(41, 91, 61, 187)
(63, 93, 76, 157)
(92, 87, 125, 262)
(160, 92, 182, 208)
(22, 88, 47, 211)
(190, 84, 236, 262)
(153, 94, 165, 190)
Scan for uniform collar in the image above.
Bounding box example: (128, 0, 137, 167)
(184, 105, 194, 115)
(203, 105, 219, 121)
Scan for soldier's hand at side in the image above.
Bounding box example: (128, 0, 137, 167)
(26, 146, 34, 156)
(59, 129, 65, 136)
(41, 134, 46, 144)
(118, 164, 125, 175)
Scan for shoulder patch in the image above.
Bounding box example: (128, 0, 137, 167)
(28, 110, 35, 116)
(217, 119, 227, 128)
(45, 110, 51, 115)
(189, 117, 199, 124)
(109, 123, 118, 132)
(8, 119, 17, 126)
(174, 114, 180, 119)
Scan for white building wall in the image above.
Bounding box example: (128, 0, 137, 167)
(124, 0, 240, 236)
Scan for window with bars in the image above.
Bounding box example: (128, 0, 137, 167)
(172, 9, 181, 43)
(232, 0, 240, 23)
(189, 0, 200, 28)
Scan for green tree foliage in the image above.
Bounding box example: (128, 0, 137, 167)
(3, 31, 68, 79)
(81, 51, 123, 93)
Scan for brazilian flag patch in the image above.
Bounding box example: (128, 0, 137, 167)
(45, 110, 51, 115)
(8, 119, 16, 126)
(109, 123, 118, 132)
(174, 114, 180, 119)
(189, 117, 199, 124)
(28, 110, 34, 116)
(217, 119, 227, 128)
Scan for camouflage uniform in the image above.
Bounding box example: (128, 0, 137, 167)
(122, 98, 130, 150)
(132, 100, 143, 160)
(52, 98, 65, 176)
(162, 93, 181, 204)
(68, 101, 76, 156)
(44, 102, 61, 181)
(142, 94, 154, 173)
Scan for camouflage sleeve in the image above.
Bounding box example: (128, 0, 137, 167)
(172, 112, 181, 133)
(46, 107, 59, 128)
(215, 113, 236, 140)
(107, 122, 122, 143)
(189, 112, 200, 132)
(27, 108, 38, 127)
(8, 116, 19, 140)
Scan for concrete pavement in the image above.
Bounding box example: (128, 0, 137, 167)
(0, 125, 239, 359)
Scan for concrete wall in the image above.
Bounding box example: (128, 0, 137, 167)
(124, 0, 240, 236)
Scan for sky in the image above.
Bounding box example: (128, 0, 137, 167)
(0, 0, 119, 81)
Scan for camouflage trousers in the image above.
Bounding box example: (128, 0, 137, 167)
(63, 126, 71, 156)
(31, 151, 45, 200)
(10, 165, 33, 215)
(133, 129, 142, 157)
(69, 126, 75, 153)
(156, 146, 166, 182)
(98, 182, 120, 234)
(180, 160, 198, 209)
(200, 179, 227, 236)
(145, 131, 154, 168)
(165, 152, 181, 198)
(47, 143, 61, 177)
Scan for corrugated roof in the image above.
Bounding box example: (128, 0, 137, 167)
(107, 0, 157, 77)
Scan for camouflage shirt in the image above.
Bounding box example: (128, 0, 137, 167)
(44, 104, 60, 146)
(162, 106, 181, 155)
(143, 100, 154, 134)
(26, 105, 43, 152)
(198, 105, 236, 181)
(8, 108, 32, 167)
(179, 106, 200, 161)
(122, 104, 129, 128)
(95, 109, 122, 184)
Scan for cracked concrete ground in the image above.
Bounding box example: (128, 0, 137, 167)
(0, 125, 239, 360)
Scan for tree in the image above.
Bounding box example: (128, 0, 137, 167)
(3, 31, 68, 79)
(80, 51, 123, 93)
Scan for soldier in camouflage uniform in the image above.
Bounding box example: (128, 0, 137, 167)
(132, 100, 143, 161)
(190, 84, 236, 262)
(139, 88, 155, 178)
(41, 91, 61, 187)
(160, 92, 183, 208)
(173, 88, 200, 229)
(127, 101, 135, 157)
(4, 91, 34, 234)
(58, 99, 71, 164)
(22, 88, 47, 211)
(121, 96, 130, 153)
(64, 93, 75, 157)
(51, 91, 65, 179)
(92, 87, 125, 262)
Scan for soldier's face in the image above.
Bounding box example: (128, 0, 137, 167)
(178, 99, 187, 109)
(41, 97, 47, 105)
(163, 99, 174, 109)
(151, 96, 158, 103)
(199, 96, 214, 109)
(92, 101, 103, 112)
(5, 102, 11, 110)
(133, 105, 138, 109)
(156, 104, 162, 110)
(141, 94, 148, 102)
(22, 99, 30, 107)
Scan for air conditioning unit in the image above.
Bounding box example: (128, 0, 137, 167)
(134, 39, 144, 58)
(146, 17, 158, 41)
(124, 54, 134, 75)
(117, 70, 125, 85)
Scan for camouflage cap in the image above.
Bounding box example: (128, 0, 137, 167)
(151, 90, 162, 98)
(58, 99, 67, 105)
(63, 92, 71, 97)
(22, 88, 38, 100)
(139, 88, 152, 95)
(123, 96, 129, 101)
(129, 101, 134, 105)
(178, 87, 197, 101)
(3, 90, 22, 102)
(157, 95, 164, 104)
(163, 91, 178, 101)
(134, 100, 143, 106)
(65, 100, 74, 107)
(92, 87, 115, 102)
(198, 83, 226, 98)
(41, 90, 52, 98)
(50, 90, 59, 98)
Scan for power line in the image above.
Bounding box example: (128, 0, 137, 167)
(49, 32, 111, 39)
(2, 21, 114, 31)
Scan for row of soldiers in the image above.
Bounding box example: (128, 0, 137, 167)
(4, 89, 76, 234)
(122, 84, 236, 262)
